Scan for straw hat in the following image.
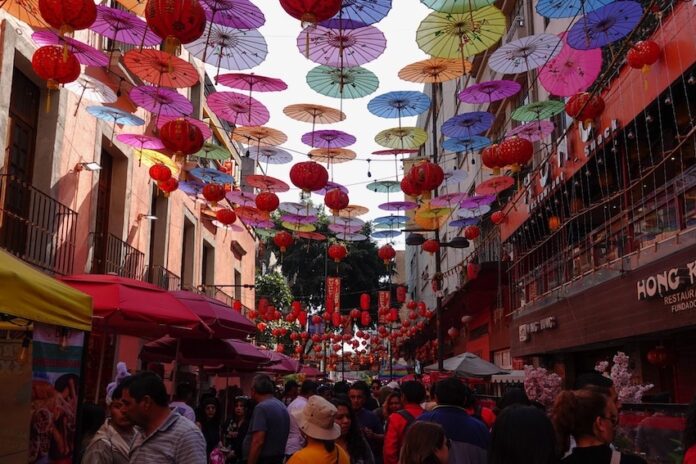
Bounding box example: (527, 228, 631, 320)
(291, 395, 341, 441)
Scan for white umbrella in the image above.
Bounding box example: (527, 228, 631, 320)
(425, 352, 508, 377)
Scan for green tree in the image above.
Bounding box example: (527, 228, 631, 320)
(255, 271, 293, 310)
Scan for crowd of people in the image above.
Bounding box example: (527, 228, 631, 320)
(77, 369, 696, 464)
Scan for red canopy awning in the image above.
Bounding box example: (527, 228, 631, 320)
(140, 336, 268, 366)
(260, 350, 300, 374)
(60, 274, 209, 338)
(170, 291, 255, 339)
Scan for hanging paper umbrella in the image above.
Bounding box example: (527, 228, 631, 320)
(201, 0, 265, 29)
(316, 181, 348, 195)
(421, 0, 495, 13)
(372, 149, 419, 156)
(114, 0, 146, 16)
(333, 216, 365, 228)
(302, 130, 356, 149)
(117, 134, 165, 151)
(189, 168, 235, 184)
(211, 221, 244, 232)
(430, 193, 469, 208)
(368, 91, 431, 120)
(536, 0, 613, 18)
(374, 215, 408, 226)
(235, 206, 268, 223)
(251, 147, 294, 165)
(130, 86, 193, 117)
(157, 116, 213, 140)
(226, 190, 256, 206)
(245, 174, 290, 193)
(372, 230, 401, 239)
(309, 148, 356, 164)
(449, 218, 479, 228)
(135, 149, 180, 173)
(64, 75, 117, 116)
(475, 176, 515, 195)
(179, 180, 206, 196)
(193, 143, 232, 160)
(418, 207, 453, 219)
(217, 73, 287, 93)
(458, 80, 521, 104)
(32, 31, 108, 67)
(338, 205, 369, 217)
(186, 25, 268, 73)
(323, 0, 392, 27)
(283, 103, 346, 125)
(297, 231, 327, 241)
(1, 0, 46, 27)
(279, 202, 318, 216)
(442, 112, 494, 138)
(86, 106, 145, 137)
(366, 180, 401, 193)
(460, 194, 497, 209)
(398, 57, 470, 84)
(442, 136, 491, 153)
(379, 201, 419, 212)
(539, 33, 602, 96)
(300, 24, 387, 68)
(416, 7, 506, 63)
(90, 5, 161, 46)
(281, 214, 317, 224)
(207, 91, 270, 126)
(512, 100, 565, 122)
(444, 169, 468, 185)
(306, 65, 379, 99)
(335, 232, 368, 242)
(375, 127, 428, 149)
(488, 34, 563, 74)
(232, 126, 288, 147)
(124, 50, 199, 88)
(283, 222, 316, 233)
(329, 223, 362, 234)
(458, 205, 491, 218)
(567, 1, 642, 50)
(506, 121, 555, 142)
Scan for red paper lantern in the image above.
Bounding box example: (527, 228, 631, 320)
(324, 188, 349, 215)
(407, 300, 417, 310)
(255, 191, 279, 213)
(498, 137, 533, 172)
(409, 161, 444, 193)
(464, 225, 480, 240)
(388, 308, 398, 323)
(257, 322, 267, 332)
(279, 0, 341, 25)
(491, 211, 506, 225)
(32, 46, 81, 90)
(447, 327, 459, 339)
(247, 309, 258, 320)
(215, 208, 236, 225)
(291, 301, 302, 314)
(328, 243, 347, 263)
(332, 311, 341, 327)
(145, 0, 206, 53)
(408, 311, 417, 320)
(422, 239, 440, 254)
(257, 298, 268, 313)
(467, 263, 479, 280)
(159, 119, 204, 160)
(294, 345, 303, 354)
(311, 314, 322, 324)
(149, 164, 172, 182)
(646, 346, 672, 367)
(157, 178, 179, 196)
(274, 231, 294, 252)
(289, 161, 329, 193)
(400, 175, 421, 197)
(481, 144, 503, 175)
(396, 286, 407, 303)
(202, 183, 226, 206)
(349, 308, 360, 320)
(361, 311, 371, 326)
(232, 300, 242, 313)
(548, 215, 561, 231)
(298, 311, 307, 326)
(39, 0, 96, 35)
(627, 40, 660, 72)
(360, 293, 370, 311)
(378, 244, 396, 264)
(565, 92, 605, 128)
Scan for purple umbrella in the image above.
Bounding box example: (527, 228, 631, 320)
(379, 201, 418, 212)
(301, 130, 356, 149)
(207, 91, 270, 126)
(431, 193, 469, 207)
(281, 214, 317, 224)
(332, 216, 365, 228)
(316, 181, 349, 195)
(201, 0, 266, 29)
(217, 73, 287, 93)
(329, 223, 362, 234)
(460, 194, 497, 209)
(507, 121, 555, 142)
(226, 190, 256, 206)
(299, 24, 387, 68)
(179, 181, 206, 196)
(449, 218, 479, 228)
(90, 6, 161, 47)
(244, 217, 274, 228)
(458, 80, 521, 104)
(130, 86, 194, 117)
(442, 112, 495, 138)
(458, 205, 491, 218)
(32, 31, 108, 67)
(567, 1, 643, 50)
(116, 134, 165, 151)
(279, 202, 319, 216)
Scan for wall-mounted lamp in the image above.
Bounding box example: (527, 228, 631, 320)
(138, 214, 158, 221)
(75, 161, 102, 172)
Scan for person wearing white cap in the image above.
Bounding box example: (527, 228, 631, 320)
(287, 396, 351, 464)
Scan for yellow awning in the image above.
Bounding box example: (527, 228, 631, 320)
(0, 250, 92, 331)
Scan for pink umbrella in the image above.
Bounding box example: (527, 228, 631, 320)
(116, 134, 166, 151)
(32, 31, 108, 67)
(90, 5, 161, 47)
(201, 0, 266, 29)
(130, 86, 194, 117)
(431, 193, 469, 207)
(157, 116, 213, 140)
(507, 121, 555, 142)
(170, 291, 255, 339)
(217, 73, 288, 93)
(207, 91, 270, 126)
(226, 190, 257, 206)
(379, 201, 418, 212)
(300, 24, 387, 68)
(539, 33, 602, 97)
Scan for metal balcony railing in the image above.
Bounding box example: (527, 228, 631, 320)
(0, 174, 77, 275)
(92, 233, 145, 280)
(144, 265, 181, 291)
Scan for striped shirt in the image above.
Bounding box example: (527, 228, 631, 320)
(129, 411, 207, 463)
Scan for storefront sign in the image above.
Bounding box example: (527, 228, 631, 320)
(636, 258, 696, 313)
(519, 316, 557, 342)
(580, 119, 620, 157)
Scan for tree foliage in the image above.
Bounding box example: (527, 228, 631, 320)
(255, 271, 293, 310)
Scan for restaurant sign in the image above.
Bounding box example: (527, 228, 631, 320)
(636, 258, 696, 313)
(519, 316, 557, 342)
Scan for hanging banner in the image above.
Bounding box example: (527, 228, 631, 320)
(378, 291, 391, 312)
(30, 323, 84, 464)
(325, 277, 341, 313)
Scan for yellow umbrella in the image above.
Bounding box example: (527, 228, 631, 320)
(282, 222, 316, 232)
(375, 127, 428, 150)
(418, 207, 454, 218)
(136, 149, 180, 175)
(0, 250, 92, 331)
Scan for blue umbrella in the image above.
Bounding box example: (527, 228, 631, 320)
(322, 0, 392, 28)
(189, 168, 235, 184)
(374, 215, 408, 226)
(86, 105, 145, 143)
(368, 91, 431, 121)
(449, 218, 479, 228)
(179, 181, 206, 196)
(536, 0, 614, 18)
(372, 230, 402, 239)
(442, 112, 494, 138)
(442, 135, 491, 153)
(567, 1, 643, 50)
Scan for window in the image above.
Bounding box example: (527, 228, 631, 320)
(181, 218, 195, 290)
(201, 241, 215, 296)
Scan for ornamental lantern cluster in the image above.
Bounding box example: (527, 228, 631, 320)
(145, 0, 206, 54)
(289, 161, 329, 194)
(565, 92, 605, 128)
(160, 119, 205, 161)
(401, 161, 444, 197)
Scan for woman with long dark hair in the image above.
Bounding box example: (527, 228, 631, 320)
(222, 397, 250, 463)
(683, 396, 696, 464)
(197, 396, 222, 460)
(398, 421, 449, 464)
(333, 396, 375, 464)
(488, 405, 557, 464)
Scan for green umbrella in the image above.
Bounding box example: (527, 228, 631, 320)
(375, 127, 428, 149)
(416, 7, 506, 60)
(306, 65, 380, 99)
(421, 0, 496, 13)
(512, 100, 565, 122)
(366, 180, 401, 193)
(194, 143, 232, 160)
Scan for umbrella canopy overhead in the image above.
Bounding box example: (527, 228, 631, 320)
(202, 0, 266, 29)
(141, 336, 267, 365)
(0, 250, 92, 331)
(539, 33, 602, 96)
(300, 24, 387, 68)
(307, 65, 380, 99)
(424, 352, 508, 377)
(170, 291, 255, 339)
(567, 1, 643, 50)
(186, 24, 269, 71)
(398, 57, 470, 83)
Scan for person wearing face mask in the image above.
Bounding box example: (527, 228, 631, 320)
(552, 389, 647, 464)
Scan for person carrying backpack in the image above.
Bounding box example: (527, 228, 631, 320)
(383, 381, 426, 464)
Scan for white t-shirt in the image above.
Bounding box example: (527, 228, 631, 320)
(285, 395, 308, 455)
(170, 401, 196, 423)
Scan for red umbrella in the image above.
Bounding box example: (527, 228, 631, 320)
(300, 365, 323, 378)
(170, 290, 255, 339)
(261, 350, 300, 374)
(140, 336, 267, 365)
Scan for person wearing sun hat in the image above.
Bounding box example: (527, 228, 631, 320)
(287, 395, 351, 464)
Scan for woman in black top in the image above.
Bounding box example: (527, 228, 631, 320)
(552, 389, 646, 464)
(197, 396, 222, 460)
(222, 397, 250, 463)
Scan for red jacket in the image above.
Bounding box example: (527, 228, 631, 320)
(383, 403, 424, 464)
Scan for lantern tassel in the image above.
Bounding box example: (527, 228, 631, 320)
(164, 36, 181, 57)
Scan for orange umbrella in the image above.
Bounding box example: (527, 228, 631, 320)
(338, 205, 369, 218)
(1, 0, 47, 27)
(232, 126, 288, 147)
(283, 103, 346, 124)
(398, 57, 471, 84)
(124, 50, 199, 88)
(308, 148, 356, 164)
(115, 0, 146, 16)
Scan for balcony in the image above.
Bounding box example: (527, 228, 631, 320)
(92, 233, 145, 280)
(144, 265, 181, 291)
(0, 174, 77, 275)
